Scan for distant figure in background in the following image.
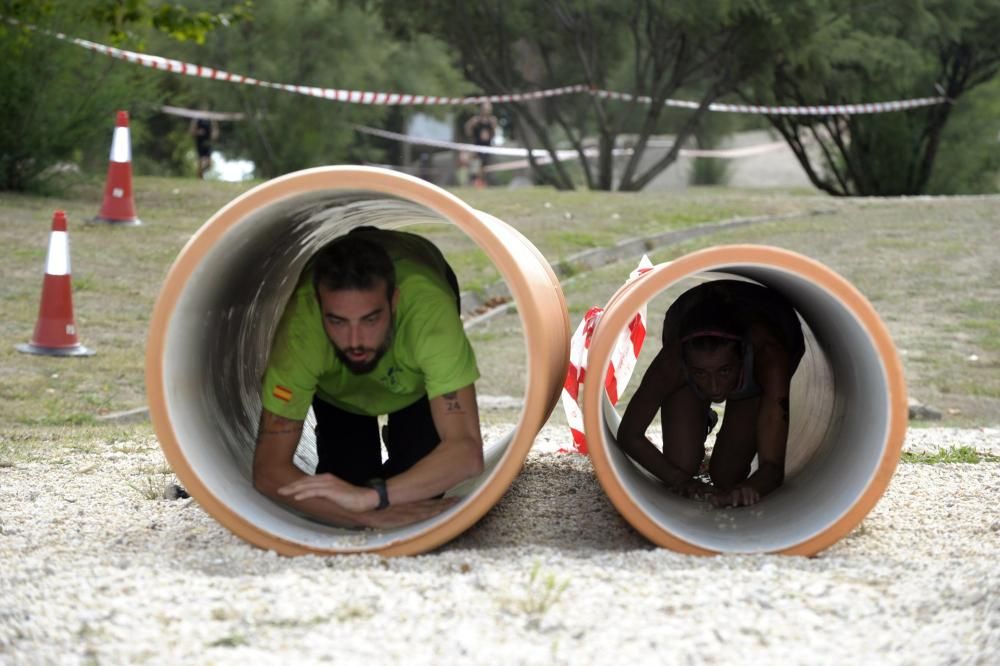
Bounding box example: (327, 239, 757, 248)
(189, 110, 219, 179)
(417, 152, 434, 183)
(463, 101, 498, 187)
(455, 151, 472, 187)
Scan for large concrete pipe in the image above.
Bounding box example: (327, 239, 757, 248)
(582, 245, 908, 556)
(146, 166, 569, 556)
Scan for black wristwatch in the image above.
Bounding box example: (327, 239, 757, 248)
(366, 478, 389, 510)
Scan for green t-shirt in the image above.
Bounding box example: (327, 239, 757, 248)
(260, 231, 480, 420)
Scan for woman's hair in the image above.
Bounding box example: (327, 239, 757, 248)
(312, 229, 395, 300)
(678, 298, 744, 362)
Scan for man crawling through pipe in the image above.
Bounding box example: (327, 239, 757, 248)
(252, 227, 484, 529)
(617, 280, 804, 508)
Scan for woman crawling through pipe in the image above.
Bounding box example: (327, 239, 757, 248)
(617, 280, 804, 508)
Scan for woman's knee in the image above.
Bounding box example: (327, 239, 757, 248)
(709, 456, 750, 490)
(664, 441, 705, 477)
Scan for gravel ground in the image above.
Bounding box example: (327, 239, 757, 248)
(1, 426, 998, 665)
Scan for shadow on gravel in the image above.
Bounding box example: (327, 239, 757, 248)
(445, 454, 653, 552)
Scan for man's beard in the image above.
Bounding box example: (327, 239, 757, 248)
(333, 328, 393, 375)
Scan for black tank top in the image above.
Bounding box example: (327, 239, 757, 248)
(470, 118, 495, 146)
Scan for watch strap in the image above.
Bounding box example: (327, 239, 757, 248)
(366, 478, 389, 510)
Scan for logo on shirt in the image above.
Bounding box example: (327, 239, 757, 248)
(273, 385, 293, 402)
(382, 366, 400, 388)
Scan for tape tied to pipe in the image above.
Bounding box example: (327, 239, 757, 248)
(560, 255, 652, 454)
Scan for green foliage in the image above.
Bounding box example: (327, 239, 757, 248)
(689, 110, 743, 186)
(902, 446, 1000, 464)
(927, 76, 1000, 194)
(0, 16, 155, 191)
(751, 0, 1000, 195)
(0, 0, 248, 191)
(500, 562, 570, 625)
(382, 0, 824, 191)
(78, 0, 252, 46)
(175, 0, 465, 178)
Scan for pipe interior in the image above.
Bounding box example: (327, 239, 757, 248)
(603, 267, 891, 553)
(163, 190, 523, 550)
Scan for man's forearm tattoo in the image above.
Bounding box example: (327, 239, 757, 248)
(444, 392, 465, 414)
(262, 426, 300, 436)
(260, 413, 301, 437)
(779, 397, 790, 423)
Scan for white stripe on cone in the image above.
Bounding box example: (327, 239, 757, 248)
(560, 256, 653, 454)
(110, 126, 131, 163)
(45, 230, 70, 276)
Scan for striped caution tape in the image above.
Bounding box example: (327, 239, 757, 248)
(560, 256, 653, 455)
(355, 124, 789, 162)
(159, 105, 246, 121)
(15, 20, 949, 116)
(11, 20, 586, 106)
(592, 90, 949, 116)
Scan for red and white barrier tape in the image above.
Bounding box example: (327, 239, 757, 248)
(356, 125, 788, 164)
(593, 89, 948, 116)
(159, 105, 245, 121)
(17, 21, 949, 116)
(560, 256, 653, 455)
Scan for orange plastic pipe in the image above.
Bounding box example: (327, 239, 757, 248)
(582, 245, 908, 556)
(146, 166, 569, 556)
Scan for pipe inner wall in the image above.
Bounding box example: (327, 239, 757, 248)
(146, 166, 569, 556)
(582, 245, 907, 555)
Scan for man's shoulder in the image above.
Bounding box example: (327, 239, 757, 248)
(275, 274, 324, 343)
(395, 270, 457, 323)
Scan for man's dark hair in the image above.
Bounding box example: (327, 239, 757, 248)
(678, 298, 744, 362)
(312, 230, 395, 299)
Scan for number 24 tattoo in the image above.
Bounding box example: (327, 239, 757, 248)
(443, 391, 465, 413)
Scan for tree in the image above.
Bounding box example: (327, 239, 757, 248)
(927, 75, 1000, 194)
(381, 0, 821, 191)
(748, 0, 1000, 196)
(0, 0, 248, 191)
(171, 0, 466, 179)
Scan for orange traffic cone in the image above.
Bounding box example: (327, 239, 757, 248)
(17, 211, 95, 357)
(92, 110, 141, 226)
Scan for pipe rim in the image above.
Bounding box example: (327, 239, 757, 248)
(146, 166, 568, 555)
(581, 244, 908, 556)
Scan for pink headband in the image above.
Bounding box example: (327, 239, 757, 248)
(680, 329, 743, 344)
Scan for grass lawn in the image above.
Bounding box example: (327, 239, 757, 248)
(1, 174, 997, 451)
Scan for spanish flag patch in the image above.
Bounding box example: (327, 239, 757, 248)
(273, 385, 293, 402)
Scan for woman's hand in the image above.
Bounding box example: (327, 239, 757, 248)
(710, 485, 761, 508)
(671, 478, 716, 501)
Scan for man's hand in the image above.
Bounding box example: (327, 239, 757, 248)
(277, 473, 377, 513)
(710, 485, 761, 508)
(357, 497, 460, 529)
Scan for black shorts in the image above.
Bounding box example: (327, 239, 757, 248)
(312, 394, 441, 485)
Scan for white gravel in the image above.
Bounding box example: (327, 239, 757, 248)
(1, 426, 998, 665)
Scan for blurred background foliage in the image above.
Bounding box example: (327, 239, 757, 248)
(1, 0, 997, 194)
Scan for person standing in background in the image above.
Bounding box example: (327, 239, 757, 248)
(189, 109, 220, 179)
(463, 101, 498, 187)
